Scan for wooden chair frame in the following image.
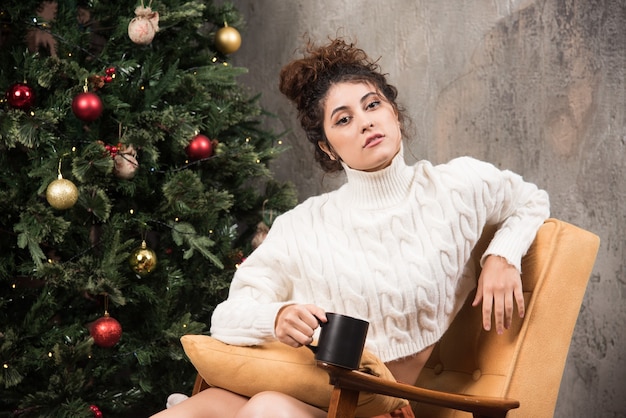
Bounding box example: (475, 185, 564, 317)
(319, 362, 518, 418)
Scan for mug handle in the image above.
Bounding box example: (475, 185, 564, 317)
(306, 318, 326, 353)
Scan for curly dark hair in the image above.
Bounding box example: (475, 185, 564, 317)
(279, 38, 406, 173)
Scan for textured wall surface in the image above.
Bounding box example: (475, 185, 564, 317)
(228, 0, 626, 416)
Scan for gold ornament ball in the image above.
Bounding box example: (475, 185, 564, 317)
(215, 26, 241, 54)
(129, 241, 157, 277)
(46, 177, 79, 210)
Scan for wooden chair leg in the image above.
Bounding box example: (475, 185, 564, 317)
(327, 386, 359, 418)
(192, 374, 210, 395)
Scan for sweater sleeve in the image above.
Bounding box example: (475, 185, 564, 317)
(209, 214, 297, 345)
(450, 157, 550, 272)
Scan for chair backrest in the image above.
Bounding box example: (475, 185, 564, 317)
(413, 218, 600, 417)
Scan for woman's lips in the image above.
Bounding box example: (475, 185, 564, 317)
(364, 134, 384, 148)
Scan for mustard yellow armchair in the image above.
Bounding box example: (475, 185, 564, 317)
(319, 218, 600, 417)
(191, 218, 599, 418)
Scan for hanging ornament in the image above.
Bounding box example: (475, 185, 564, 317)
(6, 82, 35, 110)
(90, 313, 122, 347)
(46, 158, 79, 210)
(129, 240, 157, 277)
(215, 23, 241, 54)
(72, 85, 103, 122)
(89, 404, 103, 418)
(127, 3, 159, 45)
(46, 177, 79, 210)
(90, 294, 122, 348)
(113, 144, 139, 180)
(186, 133, 214, 160)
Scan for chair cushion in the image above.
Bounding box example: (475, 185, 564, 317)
(181, 335, 408, 416)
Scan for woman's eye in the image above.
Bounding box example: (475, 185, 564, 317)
(366, 100, 380, 110)
(336, 116, 351, 126)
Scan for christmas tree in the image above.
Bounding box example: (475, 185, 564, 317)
(0, 1, 296, 416)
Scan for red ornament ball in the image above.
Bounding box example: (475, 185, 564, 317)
(90, 314, 122, 348)
(89, 405, 103, 418)
(72, 92, 103, 122)
(6, 83, 35, 110)
(186, 134, 213, 160)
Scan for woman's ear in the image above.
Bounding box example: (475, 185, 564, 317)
(318, 140, 337, 161)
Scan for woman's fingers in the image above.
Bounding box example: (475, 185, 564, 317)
(275, 304, 326, 346)
(474, 255, 524, 333)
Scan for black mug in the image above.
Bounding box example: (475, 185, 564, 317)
(308, 312, 369, 370)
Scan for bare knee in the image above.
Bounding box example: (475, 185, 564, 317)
(235, 391, 325, 418)
(151, 387, 247, 418)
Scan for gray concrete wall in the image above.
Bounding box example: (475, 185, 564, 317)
(228, 1, 626, 416)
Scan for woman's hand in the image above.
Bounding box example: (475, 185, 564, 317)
(274, 304, 327, 347)
(472, 255, 525, 334)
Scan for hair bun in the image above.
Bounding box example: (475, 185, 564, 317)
(279, 38, 380, 114)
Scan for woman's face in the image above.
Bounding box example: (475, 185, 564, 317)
(320, 81, 402, 172)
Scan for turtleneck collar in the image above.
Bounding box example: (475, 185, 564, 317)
(339, 144, 414, 210)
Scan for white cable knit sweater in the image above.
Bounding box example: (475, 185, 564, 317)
(210, 150, 550, 362)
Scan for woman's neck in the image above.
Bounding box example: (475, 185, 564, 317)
(340, 147, 413, 210)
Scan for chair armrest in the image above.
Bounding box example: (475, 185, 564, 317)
(318, 362, 519, 418)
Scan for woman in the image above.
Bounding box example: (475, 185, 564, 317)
(153, 38, 549, 418)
